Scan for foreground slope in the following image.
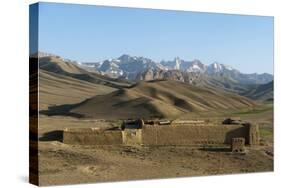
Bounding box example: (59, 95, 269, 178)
(43, 80, 257, 119)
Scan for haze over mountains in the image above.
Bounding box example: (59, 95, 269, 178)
(33, 52, 273, 119)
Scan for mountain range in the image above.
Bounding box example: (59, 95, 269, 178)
(79, 54, 273, 86)
(31, 53, 273, 119)
(33, 52, 273, 119)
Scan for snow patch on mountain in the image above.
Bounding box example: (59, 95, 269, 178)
(78, 54, 272, 84)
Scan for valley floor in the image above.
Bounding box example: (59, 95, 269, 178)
(33, 102, 273, 186)
(35, 142, 273, 186)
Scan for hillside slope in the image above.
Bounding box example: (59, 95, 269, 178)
(39, 56, 132, 88)
(39, 70, 116, 110)
(42, 80, 257, 119)
(241, 81, 273, 101)
(184, 73, 252, 93)
(136, 69, 254, 94)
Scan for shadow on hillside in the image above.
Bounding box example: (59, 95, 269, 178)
(39, 130, 63, 142)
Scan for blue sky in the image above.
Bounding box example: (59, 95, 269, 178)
(37, 2, 274, 74)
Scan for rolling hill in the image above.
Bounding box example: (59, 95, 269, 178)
(38, 54, 273, 102)
(39, 56, 132, 88)
(133, 67, 270, 96)
(241, 81, 273, 101)
(41, 80, 257, 119)
(39, 70, 116, 110)
(187, 73, 253, 94)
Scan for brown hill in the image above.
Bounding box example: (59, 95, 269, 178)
(39, 56, 86, 74)
(136, 69, 254, 95)
(39, 70, 115, 110)
(42, 80, 256, 119)
(39, 56, 132, 88)
(241, 81, 273, 101)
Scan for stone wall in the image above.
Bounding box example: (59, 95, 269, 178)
(63, 128, 123, 145)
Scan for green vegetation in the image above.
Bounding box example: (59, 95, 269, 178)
(260, 127, 273, 138)
(233, 102, 273, 115)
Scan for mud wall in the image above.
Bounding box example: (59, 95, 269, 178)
(63, 128, 123, 145)
(247, 124, 260, 145)
(122, 129, 142, 145)
(141, 124, 257, 146)
(63, 124, 259, 146)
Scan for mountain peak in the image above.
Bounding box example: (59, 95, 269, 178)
(208, 61, 236, 73)
(174, 57, 181, 70)
(211, 62, 223, 71)
(76, 53, 272, 84)
(118, 54, 131, 61)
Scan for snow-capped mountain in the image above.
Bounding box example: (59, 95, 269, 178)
(160, 57, 182, 70)
(117, 54, 164, 73)
(181, 60, 207, 73)
(207, 62, 236, 74)
(78, 54, 273, 85)
(82, 54, 165, 79)
(98, 60, 124, 78)
(160, 58, 206, 73)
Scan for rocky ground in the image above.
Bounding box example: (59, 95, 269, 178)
(35, 141, 273, 186)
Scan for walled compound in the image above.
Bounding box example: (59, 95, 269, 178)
(63, 118, 260, 148)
